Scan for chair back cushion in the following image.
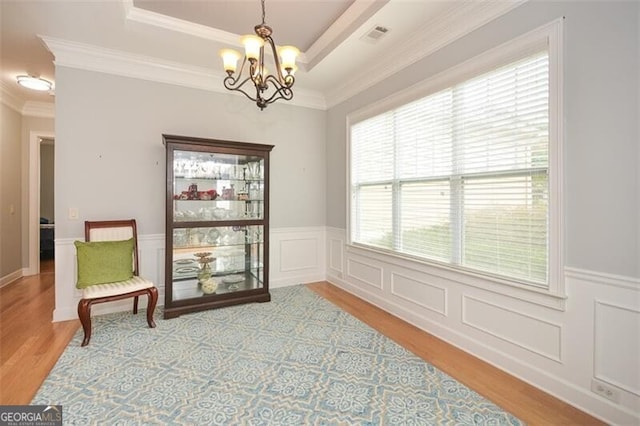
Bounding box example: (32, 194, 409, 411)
(75, 238, 135, 288)
(88, 226, 134, 242)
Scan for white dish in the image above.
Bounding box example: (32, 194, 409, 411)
(222, 275, 244, 284)
(176, 266, 199, 274)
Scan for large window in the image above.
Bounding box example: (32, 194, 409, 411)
(349, 27, 562, 291)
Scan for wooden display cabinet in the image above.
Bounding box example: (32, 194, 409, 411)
(163, 134, 273, 319)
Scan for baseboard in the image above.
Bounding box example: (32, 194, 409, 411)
(53, 306, 77, 322)
(0, 269, 23, 288)
(271, 273, 326, 289)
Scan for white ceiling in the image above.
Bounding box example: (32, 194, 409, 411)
(0, 0, 523, 111)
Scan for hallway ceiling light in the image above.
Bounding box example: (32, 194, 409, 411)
(16, 75, 53, 91)
(219, 0, 299, 110)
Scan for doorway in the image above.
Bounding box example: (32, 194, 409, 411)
(39, 138, 55, 267)
(28, 131, 55, 276)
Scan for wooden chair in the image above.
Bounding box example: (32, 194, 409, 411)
(77, 219, 158, 346)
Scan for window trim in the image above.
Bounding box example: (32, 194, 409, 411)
(346, 18, 565, 306)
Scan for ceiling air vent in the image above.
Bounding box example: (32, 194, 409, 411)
(360, 25, 390, 44)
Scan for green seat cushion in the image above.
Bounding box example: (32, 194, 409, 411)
(74, 238, 135, 288)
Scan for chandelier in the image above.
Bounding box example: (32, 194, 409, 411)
(219, 0, 300, 110)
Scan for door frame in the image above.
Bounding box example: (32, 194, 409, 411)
(27, 130, 55, 276)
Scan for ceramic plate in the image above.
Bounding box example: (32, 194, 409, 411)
(222, 274, 244, 284)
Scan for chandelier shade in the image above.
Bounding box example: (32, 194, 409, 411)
(219, 0, 299, 110)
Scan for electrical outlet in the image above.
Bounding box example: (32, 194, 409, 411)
(591, 379, 620, 403)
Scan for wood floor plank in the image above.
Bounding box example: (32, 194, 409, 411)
(0, 260, 79, 404)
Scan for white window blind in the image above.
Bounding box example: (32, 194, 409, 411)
(350, 51, 550, 287)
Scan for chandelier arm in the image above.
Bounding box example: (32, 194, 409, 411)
(264, 36, 289, 84)
(237, 56, 249, 80)
(261, 74, 294, 104)
(263, 89, 292, 105)
(257, 45, 266, 85)
(223, 75, 259, 103)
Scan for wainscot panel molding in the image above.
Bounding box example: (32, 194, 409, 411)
(328, 237, 344, 278)
(462, 295, 562, 362)
(270, 227, 326, 288)
(325, 228, 640, 425)
(594, 300, 640, 397)
(565, 267, 640, 291)
(391, 271, 447, 316)
(53, 234, 166, 322)
(346, 256, 383, 289)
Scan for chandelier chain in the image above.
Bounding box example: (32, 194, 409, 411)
(261, 0, 266, 25)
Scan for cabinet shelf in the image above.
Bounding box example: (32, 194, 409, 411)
(163, 134, 273, 319)
(175, 176, 264, 183)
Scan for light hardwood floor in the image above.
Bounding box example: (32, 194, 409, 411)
(0, 265, 602, 424)
(0, 259, 78, 404)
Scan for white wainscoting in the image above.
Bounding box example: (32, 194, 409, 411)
(269, 226, 326, 288)
(53, 226, 327, 321)
(461, 295, 562, 362)
(53, 234, 166, 321)
(593, 300, 640, 397)
(325, 227, 640, 426)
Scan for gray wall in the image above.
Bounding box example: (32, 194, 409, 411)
(54, 68, 326, 239)
(0, 103, 22, 277)
(40, 143, 54, 222)
(327, 0, 639, 278)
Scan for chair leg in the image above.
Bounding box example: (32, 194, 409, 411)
(146, 287, 158, 329)
(133, 295, 139, 314)
(77, 299, 93, 347)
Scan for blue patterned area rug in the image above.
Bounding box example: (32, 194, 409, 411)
(33, 285, 522, 425)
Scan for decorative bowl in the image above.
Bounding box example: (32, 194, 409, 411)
(201, 278, 218, 294)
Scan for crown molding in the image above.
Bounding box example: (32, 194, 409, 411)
(324, 0, 527, 108)
(39, 1, 522, 113)
(121, 0, 309, 65)
(40, 35, 326, 110)
(304, 0, 388, 70)
(22, 101, 55, 118)
(0, 81, 25, 113)
(122, 0, 238, 47)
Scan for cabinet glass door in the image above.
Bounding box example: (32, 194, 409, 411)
(172, 150, 264, 223)
(171, 225, 264, 301)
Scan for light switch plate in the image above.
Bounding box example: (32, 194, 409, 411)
(68, 207, 79, 220)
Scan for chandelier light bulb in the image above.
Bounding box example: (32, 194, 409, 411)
(241, 35, 265, 61)
(16, 75, 53, 91)
(278, 46, 299, 70)
(220, 49, 241, 73)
